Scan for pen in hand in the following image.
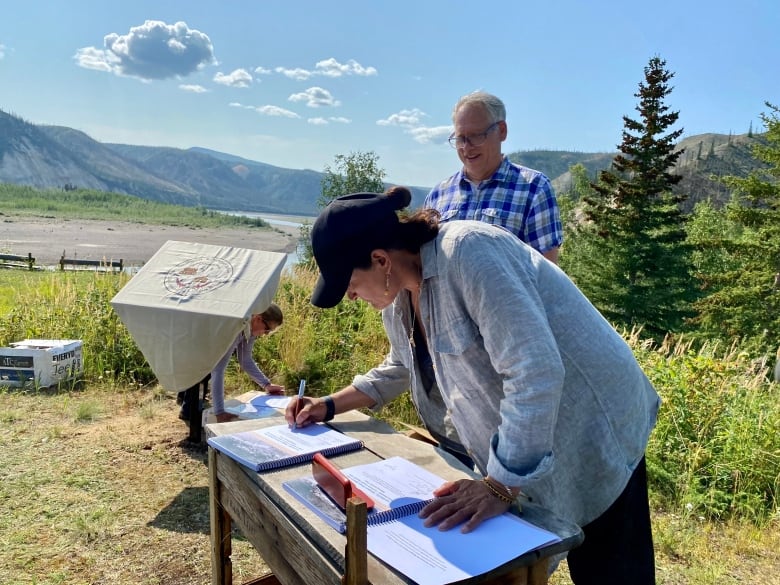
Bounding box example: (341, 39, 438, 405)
(292, 379, 306, 430)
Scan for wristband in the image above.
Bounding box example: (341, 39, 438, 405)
(322, 395, 336, 422)
(481, 477, 515, 504)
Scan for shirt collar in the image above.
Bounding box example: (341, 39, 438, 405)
(457, 155, 511, 186)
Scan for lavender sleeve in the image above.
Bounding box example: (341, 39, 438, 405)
(235, 334, 271, 389)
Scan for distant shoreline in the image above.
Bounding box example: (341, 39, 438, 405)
(0, 216, 299, 266)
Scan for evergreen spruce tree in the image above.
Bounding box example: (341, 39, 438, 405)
(577, 56, 696, 339)
(689, 103, 780, 354)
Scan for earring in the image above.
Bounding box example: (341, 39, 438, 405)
(384, 271, 390, 296)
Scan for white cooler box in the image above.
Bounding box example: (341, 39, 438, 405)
(0, 339, 83, 388)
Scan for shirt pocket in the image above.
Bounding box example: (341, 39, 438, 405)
(477, 207, 513, 227)
(439, 208, 462, 222)
(430, 313, 479, 355)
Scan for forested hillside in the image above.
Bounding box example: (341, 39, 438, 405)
(0, 108, 764, 215)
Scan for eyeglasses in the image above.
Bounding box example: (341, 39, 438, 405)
(448, 121, 500, 149)
(261, 318, 272, 332)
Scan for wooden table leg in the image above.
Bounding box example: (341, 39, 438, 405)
(209, 447, 233, 585)
(343, 497, 368, 585)
(482, 556, 550, 585)
(527, 557, 550, 585)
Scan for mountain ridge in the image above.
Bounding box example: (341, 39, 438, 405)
(0, 109, 764, 215)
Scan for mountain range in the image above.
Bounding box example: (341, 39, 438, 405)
(0, 109, 764, 216)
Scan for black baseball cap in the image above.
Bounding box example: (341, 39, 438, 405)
(310, 190, 410, 308)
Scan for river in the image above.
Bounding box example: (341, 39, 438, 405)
(221, 210, 313, 269)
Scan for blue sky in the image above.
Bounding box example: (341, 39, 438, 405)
(1, 0, 778, 188)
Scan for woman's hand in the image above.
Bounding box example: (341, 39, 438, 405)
(284, 396, 328, 428)
(264, 383, 285, 395)
(418, 478, 512, 533)
(215, 412, 240, 423)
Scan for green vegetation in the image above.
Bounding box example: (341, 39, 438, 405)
(318, 151, 386, 209)
(558, 61, 780, 359)
(0, 183, 271, 229)
(685, 103, 780, 356)
(1, 270, 778, 526)
(564, 56, 696, 340)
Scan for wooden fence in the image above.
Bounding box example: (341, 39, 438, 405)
(0, 253, 123, 272)
(0, 253, 36, 271)
(59, 256, 123, 272)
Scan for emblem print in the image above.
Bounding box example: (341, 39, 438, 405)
(163, 257, 234, 297)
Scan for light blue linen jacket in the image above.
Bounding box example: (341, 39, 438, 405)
(351, 220, 660, 526)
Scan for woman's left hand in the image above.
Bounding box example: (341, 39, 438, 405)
(264, 383, 285, 395)
(418, 479, 512, 533)
(215, 412, 240, 423)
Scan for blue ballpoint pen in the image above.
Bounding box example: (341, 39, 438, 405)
(292, 379, 306, 430)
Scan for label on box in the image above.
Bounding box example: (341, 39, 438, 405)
(0, 340, 83, 387)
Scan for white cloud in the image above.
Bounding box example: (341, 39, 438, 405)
(307, 116, 352, 125)
(376, 108, 451, 144)
(179, 84, 208, 93)
(270, 58, 377, 81)
(376, 108, 427, 128)
(213, 68, 253, 88)
(407, 125, 453, 144)
(74, 20, 216, 81)
(0, 44, 6, 59)
(314, 58, 377, 77)
(275, 66, 312, 81)
(254, 66, 273, 75)
(255, 105, 300, 118)
(74, 46, 118, 73)
(231, 102, 299, 118)
(288, 87, 340, 108)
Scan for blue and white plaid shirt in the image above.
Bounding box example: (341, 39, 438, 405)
(425, 156, 563, 253)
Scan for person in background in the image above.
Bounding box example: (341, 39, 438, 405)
(425, 90, 562, 263)
(180, 303, 285, 423)
(288, 187, 659, 584)
(422, 90, 565, 466)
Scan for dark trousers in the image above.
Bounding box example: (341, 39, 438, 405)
(567, 457, 655, 584)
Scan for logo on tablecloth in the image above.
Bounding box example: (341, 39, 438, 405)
(163, 257, 234, 297)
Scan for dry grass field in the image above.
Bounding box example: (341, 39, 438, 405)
(1, 385, 778, 585)
(0, 385, 270, 585)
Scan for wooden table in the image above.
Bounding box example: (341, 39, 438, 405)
(207, 411, 583, 585)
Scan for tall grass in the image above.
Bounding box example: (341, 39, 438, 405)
(636, 333, 780, 523)
(0, 269, 778, 523)
(0, 272, 151, 385)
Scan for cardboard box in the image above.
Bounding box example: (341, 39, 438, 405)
(0, 339, 83, 388)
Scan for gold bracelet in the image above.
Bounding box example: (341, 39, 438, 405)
(481, 478, 515, 504)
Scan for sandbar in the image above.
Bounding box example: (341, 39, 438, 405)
(0, 216, 299, 267)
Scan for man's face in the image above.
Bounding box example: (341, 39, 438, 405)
(452, 103, 506, 181)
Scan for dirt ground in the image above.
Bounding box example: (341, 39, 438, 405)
(0, 216, 299, 267)
(0, 386, 272, 585)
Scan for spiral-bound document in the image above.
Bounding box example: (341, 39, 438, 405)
(207, 423, 362, 472)
(283, 456, 560, 585)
